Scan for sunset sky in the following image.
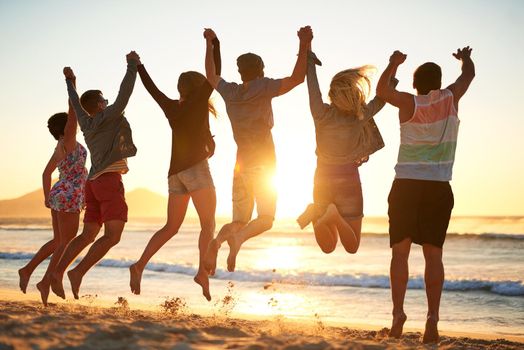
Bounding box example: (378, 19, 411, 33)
(0, 0, 523, 218)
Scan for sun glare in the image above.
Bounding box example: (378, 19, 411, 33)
(272, 165, 315, 219)
(235, 290, 309, 317)
(252, 244, 303, 271)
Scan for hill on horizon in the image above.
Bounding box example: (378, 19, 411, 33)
(0, 187, 187, 219)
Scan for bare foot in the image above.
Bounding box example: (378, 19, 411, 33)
(50, 272, 66, 299)
(226, 235, 241, 272)
(297, 203, 318, 229)
(194, 272, 211, 301)
(388, 312, 407, 338)
(67, 269, 82, 300)
(204, 239, 220, 275)
(36, 280, 50, 307)
(129, 263, 143, 295)
(316, 203, 338, 227)
(18, 268, 30, 294)
(423, 316, 439, 344)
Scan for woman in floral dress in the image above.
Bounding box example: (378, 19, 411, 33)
(18, 68, 88, 305)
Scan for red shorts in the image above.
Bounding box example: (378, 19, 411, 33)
(83, 172, 128, 226)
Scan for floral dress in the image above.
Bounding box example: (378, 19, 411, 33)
(48, 142, 88, 212)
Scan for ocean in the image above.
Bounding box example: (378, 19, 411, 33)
(1, 216, 523, 338)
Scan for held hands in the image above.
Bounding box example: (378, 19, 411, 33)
(453, 46, 472, 60)
(63, 67, 76, 81)
(298, 25, 313, 44)
(203, 28, 217, 42)
(126, 50, 141, 64)
(389, 50, 407, 66)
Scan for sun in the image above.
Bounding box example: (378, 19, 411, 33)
(271, 159, 316, 219)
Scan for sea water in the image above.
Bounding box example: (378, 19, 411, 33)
(0, 216, 523, 338)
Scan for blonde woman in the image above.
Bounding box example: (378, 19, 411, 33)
(297, 48, 397, 254)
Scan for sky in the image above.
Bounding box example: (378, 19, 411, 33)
(0, 0, 523, 218)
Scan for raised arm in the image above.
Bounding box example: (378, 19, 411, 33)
(446, 46, 475, 109)
(204, 28, 221, 88)
(212, 36, 221, 76)
(306, 49, 329, 120)
(105, 51, 140, 116)
(376, 50, 415, 122)
(137, 63, 171, 110)
(278, 26, 313, 95)
(62, 67, 78, 153)
(65, 69, 89, 130)
(42, 153, 58, 209)
(363, 78, 398, 121)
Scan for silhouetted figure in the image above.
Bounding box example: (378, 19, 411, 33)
(376, 47, 475, 344)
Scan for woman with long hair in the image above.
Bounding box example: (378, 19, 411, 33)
(297, 46, 397, 254)
(129, 38, 221, 301)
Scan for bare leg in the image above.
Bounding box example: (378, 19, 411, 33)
(129, 194, 190, 295)
(37, 211, 79, 306)
(50, 222, 100, 298)
(227, 216, 273, 272)
(204, 221, 245, 275)
(190, 188, 216, 301)
(316, 203, 362, 253)
(422, 244, 444, 344)
(389, 238, 411, 338)
(19, 210, 59, 293)
(68, 220, 125, 299)
(312, 220, 338, 254)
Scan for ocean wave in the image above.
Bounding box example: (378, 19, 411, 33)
(2, 226, 524, 240)
(2, 252, 522, 297)
(447, 233, 524, 240)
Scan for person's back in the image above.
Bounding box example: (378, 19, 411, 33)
(50, 52, 141, 301)
(297, 48, 395, 254)
(80, 108, 136, 177)
(202, 27, 312, 274)
(376, 47, 475, 344)
(395, 88, 459, 181)
(50, 142, 88, 211)
(71, 61, 138, 179)
(217, 76, 282, 166)
(306, 50, 388, 165)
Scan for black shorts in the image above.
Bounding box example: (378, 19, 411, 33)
(388, 179, 454, 248)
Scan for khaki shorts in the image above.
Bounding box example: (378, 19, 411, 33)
(232, 164, 277, 223)
(168, 160, 214, 195)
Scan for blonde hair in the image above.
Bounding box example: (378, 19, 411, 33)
(328, 65, 375, 120)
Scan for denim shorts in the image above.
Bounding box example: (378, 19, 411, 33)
(168, 159, 214, 195)
(232, 164, 277, 223)
(313, 162, 363, 221)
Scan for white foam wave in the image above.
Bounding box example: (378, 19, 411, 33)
(3, 252, 521, 297)
(90, 260, 524, 296)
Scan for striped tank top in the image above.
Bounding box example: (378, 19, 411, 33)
(395, 89, 459, 182)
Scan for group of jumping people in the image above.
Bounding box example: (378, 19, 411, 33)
(17, 26, 475, 344)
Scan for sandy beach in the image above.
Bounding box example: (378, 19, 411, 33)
(1, 290, 523, 350)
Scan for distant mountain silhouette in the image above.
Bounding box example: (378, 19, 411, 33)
(0, 187, 187, 218)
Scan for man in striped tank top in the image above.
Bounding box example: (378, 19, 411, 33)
(376, 47, 475, 343)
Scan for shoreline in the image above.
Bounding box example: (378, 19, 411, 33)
(2, 289, 523, 349)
